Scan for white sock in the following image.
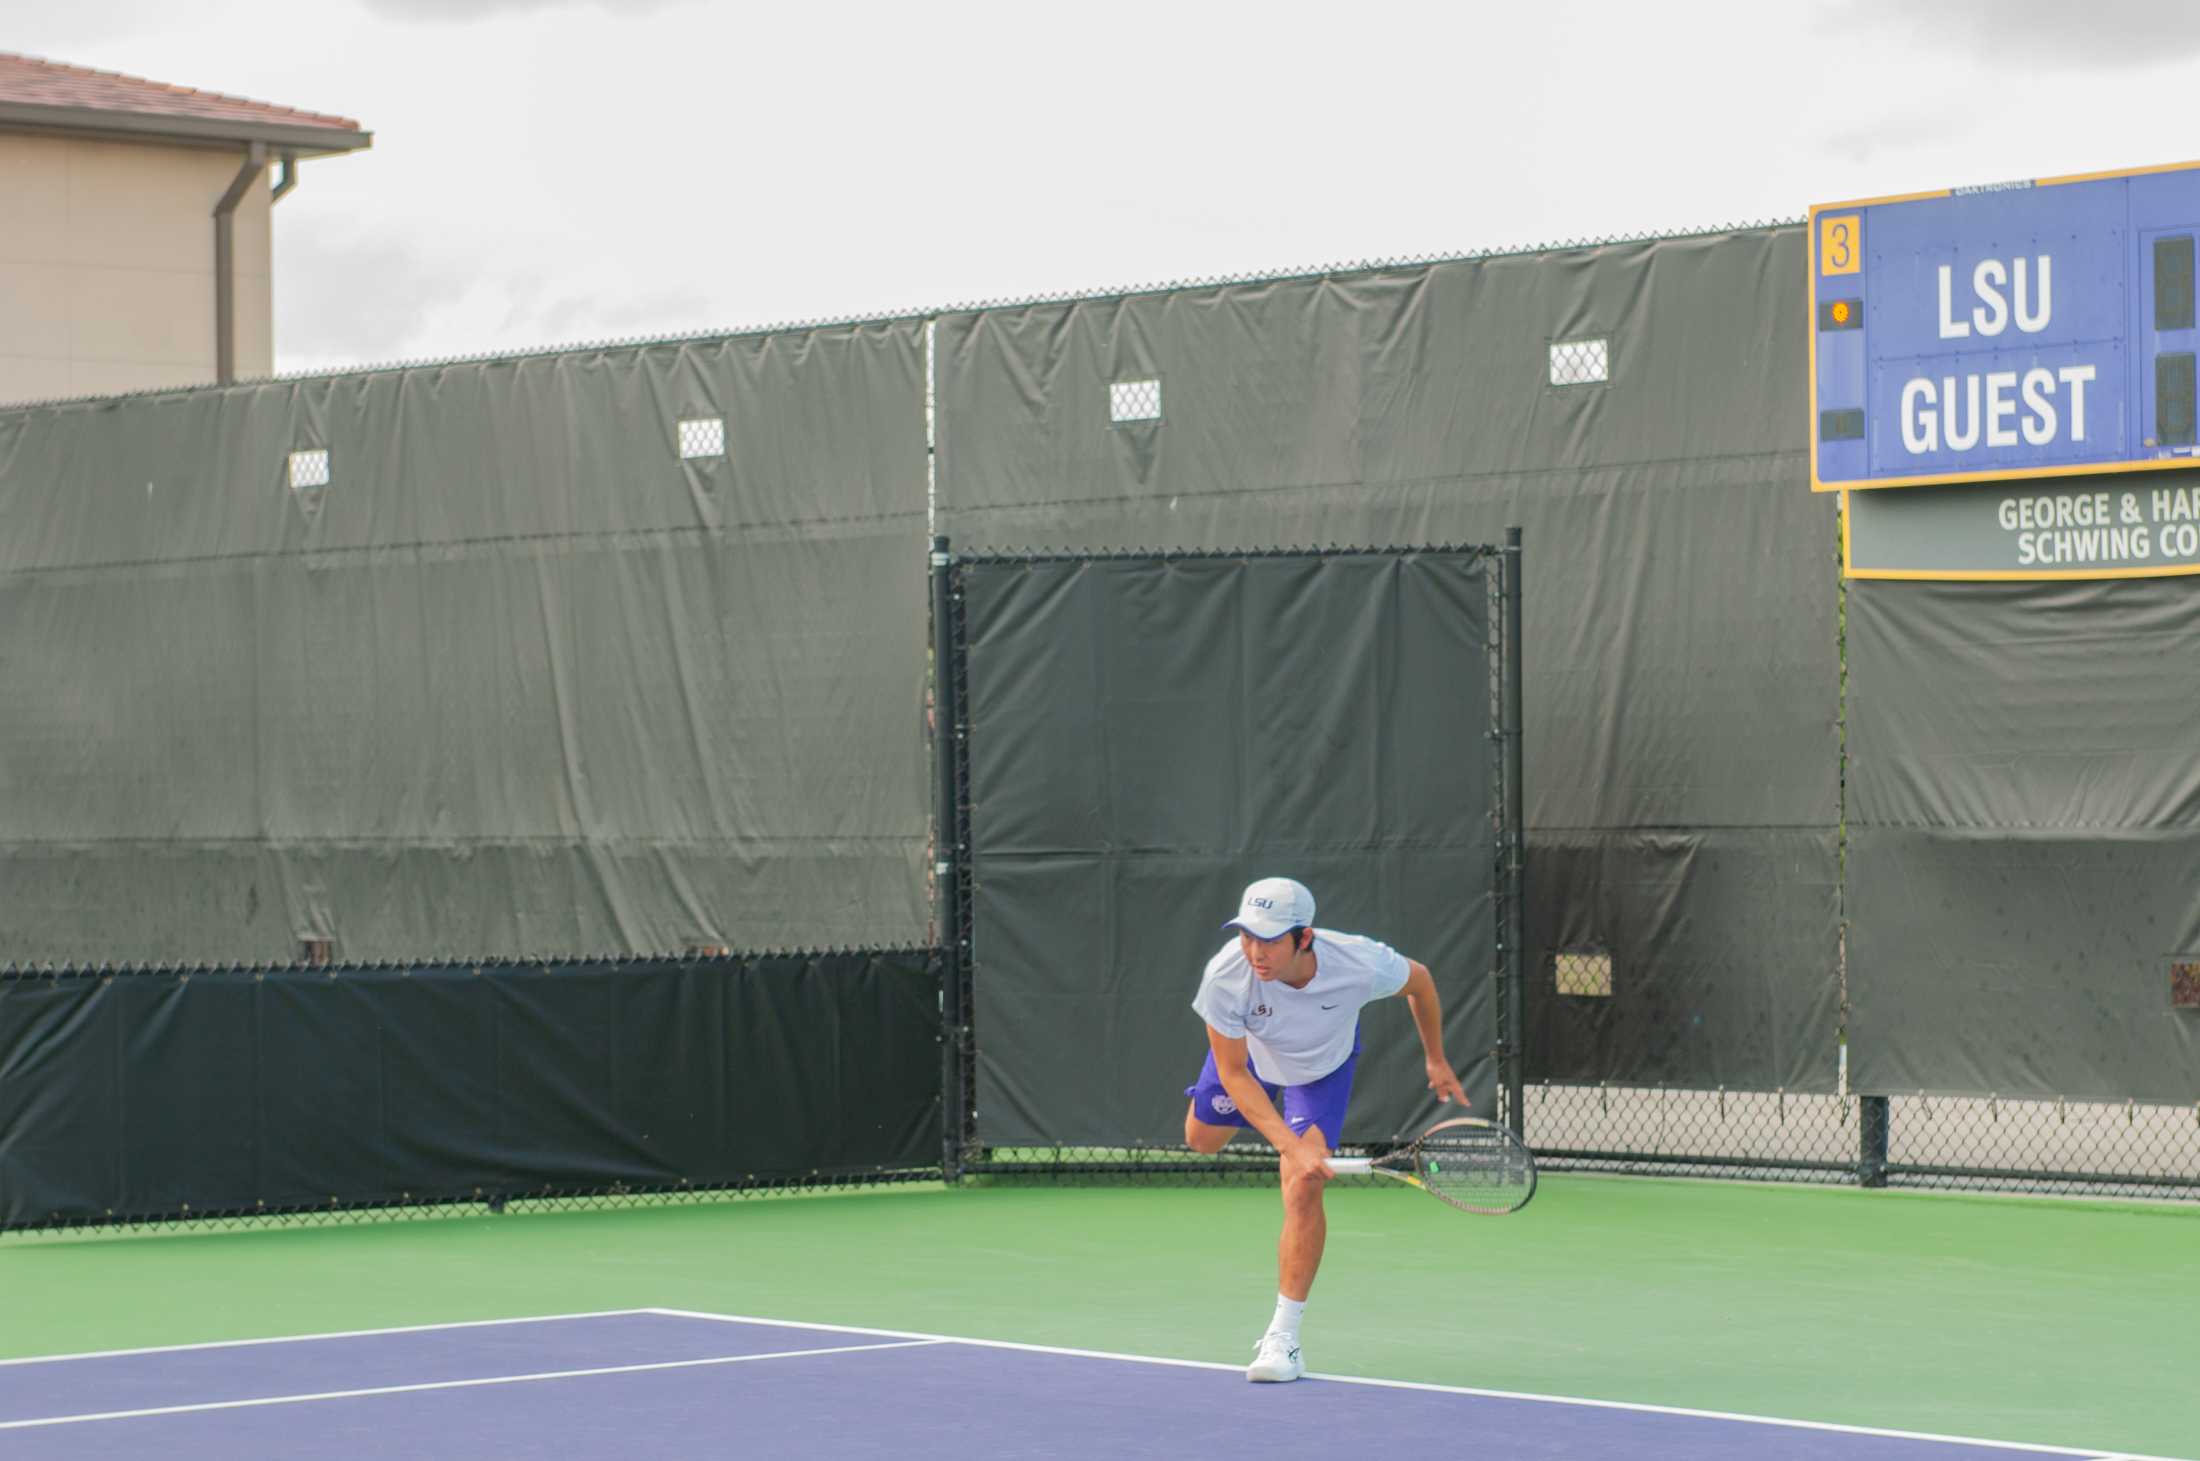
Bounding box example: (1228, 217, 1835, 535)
(1266, 1294, 1306, 1340)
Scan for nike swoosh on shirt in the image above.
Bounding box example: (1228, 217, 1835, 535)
(1320, 1003, 1338, 1010)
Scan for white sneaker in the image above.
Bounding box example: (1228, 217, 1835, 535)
(1246, 1331, 1303, 1383)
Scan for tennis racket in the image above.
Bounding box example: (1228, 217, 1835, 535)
(1327, 1117, 1537, 1215)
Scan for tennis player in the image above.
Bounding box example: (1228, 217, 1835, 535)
(1184, 876, 1470, 1383)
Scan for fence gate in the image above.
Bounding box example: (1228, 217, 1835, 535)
(931, 541, 1524, 1176)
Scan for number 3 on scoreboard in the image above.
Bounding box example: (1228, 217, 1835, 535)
(1820, 214, 1862, 277)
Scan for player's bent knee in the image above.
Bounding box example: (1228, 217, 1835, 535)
(1279, 1125, 1331, 1202)
(1184, 1107, 1234, 1153)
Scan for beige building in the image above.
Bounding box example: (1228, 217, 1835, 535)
(0, 53, 370, 406)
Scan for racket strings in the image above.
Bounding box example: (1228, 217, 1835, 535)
(1412, 1135, 1535, 1212)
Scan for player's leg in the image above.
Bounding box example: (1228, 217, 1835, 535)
(1276, 1118, 1330, 1300)
(1248, 1047, 1360, 1383)
(1185, 1105, 1236, 1153)
(1275, 1046, 1358, 1299)
(1182, 1048, 1272, 1152)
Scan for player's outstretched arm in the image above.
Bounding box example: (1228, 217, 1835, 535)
(1397, 960, 1471, 1106)
(1207, 1027, 1332, 1181)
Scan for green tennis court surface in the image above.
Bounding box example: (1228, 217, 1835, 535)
(4, 1176, 2191, 1457)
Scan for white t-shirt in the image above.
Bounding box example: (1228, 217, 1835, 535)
(1191, 929, 1412, 1085)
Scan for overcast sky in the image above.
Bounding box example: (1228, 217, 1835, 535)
(19, 0, 2200, 375)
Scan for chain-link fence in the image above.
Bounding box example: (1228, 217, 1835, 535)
(948, 961, 2200, 1201)
(938, 1086, 2200, 1203)
(1875, 1091, 2200, 1198)
(1517, 1082, 1856, 1185)
(1523, 1083, 2200, 1201)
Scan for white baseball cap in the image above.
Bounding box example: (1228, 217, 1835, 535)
(1223, 877, 1315, 940)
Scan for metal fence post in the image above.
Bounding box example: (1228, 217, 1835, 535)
(929, 535, 967, 1182)
(1858, 1094, 1890, 1187)
(1502, 527, 1527, 1139)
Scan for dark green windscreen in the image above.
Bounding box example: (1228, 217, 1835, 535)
(1847, 579, 2200, 1102)
(936, 231, 1842, 1092)
(0, 951, 941, 1228)
(0, 326, 932, 961)
(958, 551, 1501, 1145)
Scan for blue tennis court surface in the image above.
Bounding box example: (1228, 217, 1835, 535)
(0, 1309, 2162, 1459)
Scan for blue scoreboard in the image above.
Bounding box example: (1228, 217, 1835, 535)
(1811, 161, 2200, 491)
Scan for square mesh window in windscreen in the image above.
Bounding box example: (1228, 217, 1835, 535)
(1549, 338, 1610, 387)
(1109, 378, 1162, 424)
(1555, 949, 1613, 997)
(2157, 236, 2195, 331)
(2158, 354, 2196, 447)
(677, 416, 726, 460)
(2173, 960, 2200, 1010)
(287, 448, 331, 491)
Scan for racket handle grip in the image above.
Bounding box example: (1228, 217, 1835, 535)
(1326, 1157, 1375, 1175)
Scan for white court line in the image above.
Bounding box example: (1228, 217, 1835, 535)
(0, 1307, 663, 1369)
(4, 1307, 2181, 1461)
(0, 1338, 943, 1431)
(648, 1308, 2192, 1461)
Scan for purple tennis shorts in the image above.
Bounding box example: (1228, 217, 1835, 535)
(1184, 1032, 1361, 1144)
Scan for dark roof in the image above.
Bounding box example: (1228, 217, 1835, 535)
(0, 52, 370, 155)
